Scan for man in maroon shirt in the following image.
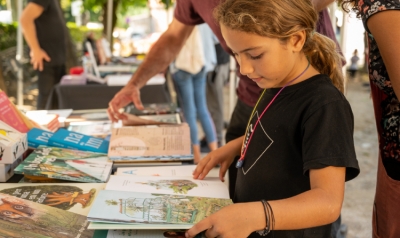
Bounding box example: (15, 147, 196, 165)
(108, 0, 342, 210)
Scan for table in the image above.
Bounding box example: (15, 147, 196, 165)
(45, 82, 171, 110)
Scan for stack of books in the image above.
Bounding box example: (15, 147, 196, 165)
(0, 120, 28, 182)
(86, 165, 231, 232)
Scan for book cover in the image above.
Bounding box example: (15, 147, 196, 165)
(0, 120, 28, 164)
(108, 124, 192, 161)
(0, 91, 30, 133)
(0, 193, 94, 238)
(0, 183, 105, 215)
(27, 127, 54, 148)
(105, 175, 229, 199)
(125, 103, 180, 116)
(14, 146, 112, 183)
(87, 190, 232, 226)
(48, 128, 109, 153)
(115, 165, 219, 178)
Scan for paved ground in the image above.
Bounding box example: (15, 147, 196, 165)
(341, 78, 378, 238)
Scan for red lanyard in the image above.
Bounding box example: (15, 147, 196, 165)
(236, 62, 310, 168)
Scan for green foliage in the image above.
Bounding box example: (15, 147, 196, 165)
(0, 22, 17, 51)
(66, 22, 102, 44)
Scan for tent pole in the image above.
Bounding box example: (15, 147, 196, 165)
(16, 0, 24, 106)
(107, 0, 113, 45)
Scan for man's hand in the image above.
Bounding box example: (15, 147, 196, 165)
(30, 48, 50, 71)
(107, 84, 143, 122)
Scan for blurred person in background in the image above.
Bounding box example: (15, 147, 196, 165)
(20, 0, 66, 109)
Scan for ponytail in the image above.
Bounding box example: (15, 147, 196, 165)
(303, 32, 345, 93)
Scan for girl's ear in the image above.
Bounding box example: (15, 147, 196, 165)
(290, 30, 306, 53)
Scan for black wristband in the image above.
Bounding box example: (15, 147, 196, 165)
(257, 199, 271, 236)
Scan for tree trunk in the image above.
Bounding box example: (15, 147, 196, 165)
(102, 0, 120, 51)
(9, 0, 18, 22)
(0, 60, 7, 94)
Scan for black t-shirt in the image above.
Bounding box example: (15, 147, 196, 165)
(234, 74, 360, 238)
(28, 0, 66, 66)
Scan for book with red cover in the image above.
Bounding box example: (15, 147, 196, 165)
(0, 91, 30, 133)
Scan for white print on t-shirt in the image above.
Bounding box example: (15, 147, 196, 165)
(242, 110, 274, 175)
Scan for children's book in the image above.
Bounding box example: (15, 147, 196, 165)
(108, 124, 192, 161)
(87, 190, 232, 227)
(0, 193, 94, 238)
(14, 146, 113, 183)
(48, 128, 109, 153)
(125, 103, 180, 116)
(27, 127, 54, 148)
(0, 183, 105, 215)
(105, 175, 229, 199)
(115, 165, 219, 178)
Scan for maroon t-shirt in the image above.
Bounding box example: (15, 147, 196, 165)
(174, 0, 341, 107)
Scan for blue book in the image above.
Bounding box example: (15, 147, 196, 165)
(48, 128, 109, 153)
(27, 128, 54, 148)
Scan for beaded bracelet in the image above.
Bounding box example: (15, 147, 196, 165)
(257, 199, 271, 236)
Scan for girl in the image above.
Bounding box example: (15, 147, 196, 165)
(186, 0, 360, 237)
(340, 0, 400, 237)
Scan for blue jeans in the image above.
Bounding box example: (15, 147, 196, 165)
(173, 68, 216, 145)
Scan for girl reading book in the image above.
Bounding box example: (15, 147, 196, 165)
(187, 0, 360, 237)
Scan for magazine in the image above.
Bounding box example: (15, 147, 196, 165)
(0, 193, 94, 238)
(122, 113, 182, 126)
(87, 190, 232, 227)
(108, 124, 192, 161)
(0, 183, 105, 215)
(14, 146, 113, 183)
(105, 175, 228, 199)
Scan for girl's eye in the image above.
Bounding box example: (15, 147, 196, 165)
(249, 53, 263, 60)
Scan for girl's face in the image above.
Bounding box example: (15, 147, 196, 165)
(221, 24, 307, 89)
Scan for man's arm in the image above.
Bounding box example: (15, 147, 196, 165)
(20, 2, 50, 71)
(312, 0, 334, 12)
(107, 18, 194, 121)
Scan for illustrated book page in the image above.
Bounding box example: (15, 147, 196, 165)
(0, 183, 105, 215)
(105, 175, 228, 199)
(87, 190, 232, 226)
(0, 193, 94, 238)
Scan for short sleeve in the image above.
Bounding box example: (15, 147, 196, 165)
(174, 0, 205, 25)
(28, 0, 50, 10)
(360, 0, 400, 33)
(302, 99, 360, 182)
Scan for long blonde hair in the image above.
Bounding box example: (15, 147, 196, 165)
(214, 0, 344, 93)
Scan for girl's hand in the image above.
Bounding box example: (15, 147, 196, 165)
(192, 146, 234, 182)
(185, 203, 257, 238)
(192, 139, 241, 182)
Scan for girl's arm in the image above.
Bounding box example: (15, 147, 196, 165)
(367, 10, 400, 99)
(192, 136, 244, 182)
(186, 166, 345, 237)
